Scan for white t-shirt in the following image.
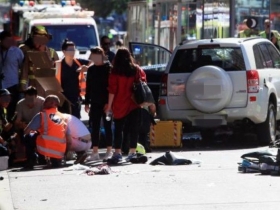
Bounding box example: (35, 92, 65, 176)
(63, 114, 90, 139)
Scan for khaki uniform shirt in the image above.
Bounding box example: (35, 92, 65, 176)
(19, 44, 59, 90)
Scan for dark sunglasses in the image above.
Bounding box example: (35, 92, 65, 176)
(102, 42, 110, 46)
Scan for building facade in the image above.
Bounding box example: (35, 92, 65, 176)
(127, 0, 280, 51)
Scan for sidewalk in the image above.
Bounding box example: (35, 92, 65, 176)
(0, 170, 14, 210)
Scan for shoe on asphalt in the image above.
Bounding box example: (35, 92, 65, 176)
(125, 153, 137, 162)
(130, 155, 148, 164)
(66, 151, 76, 160)
(50, 158, 62, 168)
(86, 153, 100, 162)
(74, 152, 88, 164)
(22, 160, 35, 170)
(107, 153, 123, 164)
(103, 151, 113, 160)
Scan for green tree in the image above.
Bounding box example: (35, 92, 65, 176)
(80, 0, 130, 18)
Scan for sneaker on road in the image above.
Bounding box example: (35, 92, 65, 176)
(66, 151, 76, 160)
(86, 153, 100, 162)
(74, 152, 88, 164)
(107, 153, 122, 164)
(125, 153, 137, 162)
(104, 151, 113, 160)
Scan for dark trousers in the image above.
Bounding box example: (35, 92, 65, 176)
(7, 84, 20, 121)
(90, 103, 112, 147)
(62, 95, 81, 119)
(114, 108, 141, 150)
(123, 108, 152, 152)
(138, 109, 152, 147)
(23, 133, 38, 162)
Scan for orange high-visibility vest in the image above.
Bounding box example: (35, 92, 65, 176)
(55, 58, 86, 97)
(36, 108, 66, 159)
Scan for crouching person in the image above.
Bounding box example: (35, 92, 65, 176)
(0, 89, 17, 166)
(24, 95, 67, 169)
(14, 86, 45, 164)
(63, 114, 91, 164)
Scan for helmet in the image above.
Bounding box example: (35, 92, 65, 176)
(30, 25, 52, 40)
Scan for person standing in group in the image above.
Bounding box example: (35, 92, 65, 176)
(115, 39, 124, 53)
(0, 31, 24, 121)
(237, 19, 251, 38)
(105, 47, 147, 163)
(100, 36, 115, 63)
(19, 26, 59, 92)
(86, 36, 114, 141)
(55, 39, 91, 119)
(259, 19, 280, 50)
(84, 47, 113, 161)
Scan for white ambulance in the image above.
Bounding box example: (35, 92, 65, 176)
(20, 4, 99, 59)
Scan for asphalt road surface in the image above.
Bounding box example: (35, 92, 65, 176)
(1, 145, 280, 210)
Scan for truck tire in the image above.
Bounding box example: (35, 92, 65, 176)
(256, 103, 276, 145)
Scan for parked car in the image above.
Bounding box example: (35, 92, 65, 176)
(150, 37, 280, 145)
(132, 38, 280, 144)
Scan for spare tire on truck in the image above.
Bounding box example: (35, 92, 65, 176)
(186, 65, 233, 113)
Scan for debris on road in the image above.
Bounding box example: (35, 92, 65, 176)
(150, 151, 201, 165)
(238, 148, 280, 176)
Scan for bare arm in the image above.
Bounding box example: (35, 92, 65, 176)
(24, 113, 41, 135)
(104, 93, 115, 113)
(107, 93, 115, 110)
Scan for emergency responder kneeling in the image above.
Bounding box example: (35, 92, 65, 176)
(24, 95, 67, 169)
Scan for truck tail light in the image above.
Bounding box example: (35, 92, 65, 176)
(160, 73, 168, 96)
(246, 70, 259, 93)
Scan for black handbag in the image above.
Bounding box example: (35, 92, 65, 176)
(132, 68, 155, 105)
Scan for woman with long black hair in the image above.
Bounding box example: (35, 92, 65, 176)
(105, 47, 146, 163)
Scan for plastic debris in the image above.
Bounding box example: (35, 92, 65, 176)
(79, 164, 113, 176)
(63, 164, 90, 171)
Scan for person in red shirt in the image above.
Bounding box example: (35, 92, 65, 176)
(105, 47, 146, 163)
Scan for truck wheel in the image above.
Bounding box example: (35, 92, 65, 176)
(256, 103, 276, 145)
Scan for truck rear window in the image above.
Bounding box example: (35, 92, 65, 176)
(169, 47, 246, 73)
(44, 25, 98, 51)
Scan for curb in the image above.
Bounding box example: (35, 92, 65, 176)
(0, 170, 14, 210)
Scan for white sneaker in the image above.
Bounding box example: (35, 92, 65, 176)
(86, 153, 100, 162)
(104, 151, 113, 160)
(66, 151, 76, 160)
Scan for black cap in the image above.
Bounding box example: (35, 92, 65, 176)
(0, 89, 11, 97)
